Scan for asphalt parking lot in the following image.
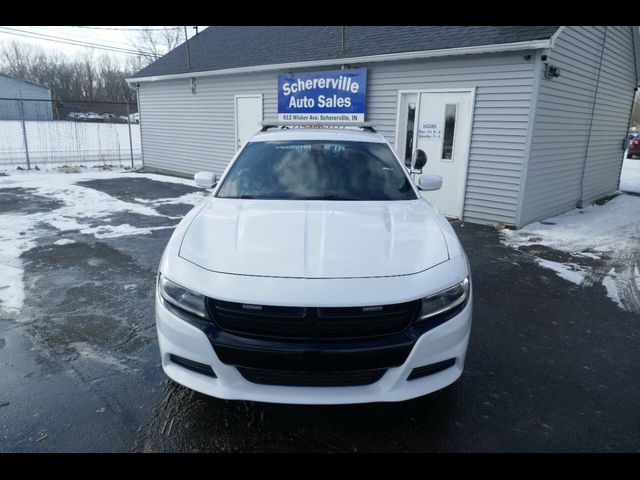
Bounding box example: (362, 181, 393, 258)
(0, 172, 639, 452)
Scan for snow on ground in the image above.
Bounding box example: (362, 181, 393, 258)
(0, 168, 209, 315)
(0, 166, 208, 191)
(502, 158, 640, 313)
(620, 157, 640, 194)
(53, 238, 75, 246)
(534, 258, 588, 285)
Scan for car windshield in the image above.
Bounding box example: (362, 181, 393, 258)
(215, 140, 417, 201)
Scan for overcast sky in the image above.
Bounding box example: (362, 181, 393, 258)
(0, 26, 207, 63)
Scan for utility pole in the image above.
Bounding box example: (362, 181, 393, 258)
(184, 26, 192, 70)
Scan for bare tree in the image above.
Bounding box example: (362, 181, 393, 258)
(125, 54, 148, 74)
(128, 26, 184, 66)
(0, 41, 35, 79)
(0, 40, 138, 110)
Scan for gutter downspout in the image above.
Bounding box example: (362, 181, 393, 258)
(136, 83, 145, 169)
(125, 79, 144, 169)
(578, 26, 608, 208)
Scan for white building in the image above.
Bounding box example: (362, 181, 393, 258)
(128, 26, 640, 227)
(0, 73, 53, 121)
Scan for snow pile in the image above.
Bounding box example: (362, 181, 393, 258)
(0, 215, 36, 313)
(0, 169, 209, 314)
(620, 157, 640, 194)
(502, 194, 640, 312)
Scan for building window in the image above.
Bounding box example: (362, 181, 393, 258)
(404, 103, 416, 162)
(442, 104, 457, 160)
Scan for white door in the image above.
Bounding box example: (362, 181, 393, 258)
(235, 95, 263, 150)
(407, 90, 473, 218)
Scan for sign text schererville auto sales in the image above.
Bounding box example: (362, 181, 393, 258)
(278, 68, 367, 123)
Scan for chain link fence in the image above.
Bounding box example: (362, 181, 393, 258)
(0, 97, 142, 170)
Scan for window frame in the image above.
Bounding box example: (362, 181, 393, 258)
(439, 102, 459, 162)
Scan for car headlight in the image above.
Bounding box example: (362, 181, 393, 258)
(158, 274, 208, 319)
(418, 277, 470, 321)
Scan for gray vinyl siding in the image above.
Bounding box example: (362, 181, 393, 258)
(581, 27, 637, 203)
(138, 51, 537, 225)
(138, 72, 277, 175)
(363, 54, 536, 225)
(0, 76, 52, 120)
(519, 26, 638, 227)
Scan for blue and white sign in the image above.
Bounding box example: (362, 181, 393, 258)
(278, 68, 367, 123)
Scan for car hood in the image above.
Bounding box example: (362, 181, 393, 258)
(179, 199, 449, 278)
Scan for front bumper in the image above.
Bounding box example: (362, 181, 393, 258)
(155, 291, 472, 405)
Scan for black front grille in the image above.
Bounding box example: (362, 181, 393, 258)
(206, 298, 420, 340)
(237, 367, 386, 387)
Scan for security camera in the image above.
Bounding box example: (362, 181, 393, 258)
(544, 63, 561, 79)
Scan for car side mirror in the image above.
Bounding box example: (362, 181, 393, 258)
(411, 149, 427, 172)
(194, 171, 218, 189)
(417, 174, 443, 191)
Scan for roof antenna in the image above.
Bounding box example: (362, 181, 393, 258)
(184, 26, 192, 70)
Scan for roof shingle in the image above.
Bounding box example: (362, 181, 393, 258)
(131, 26, 560, 79)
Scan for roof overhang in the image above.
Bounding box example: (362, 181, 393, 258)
(0, 73, 51, 90)
(127, 38, 551, 85)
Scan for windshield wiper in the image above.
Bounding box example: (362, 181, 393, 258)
(300, 194, 362, 200)
(227, 194, 379, 200)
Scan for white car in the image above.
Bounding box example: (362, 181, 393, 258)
(155, 123, 473, 405)
(84, 112, 101, 121)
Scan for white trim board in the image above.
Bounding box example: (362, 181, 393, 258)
(514, 49, 544, 228)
